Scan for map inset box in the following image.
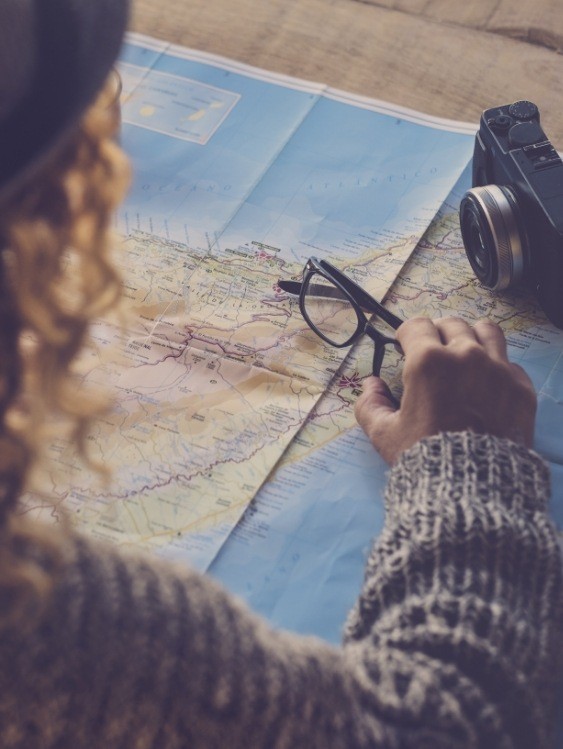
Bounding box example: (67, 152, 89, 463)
(119, 61, 240, 144)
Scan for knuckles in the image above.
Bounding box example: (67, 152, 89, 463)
(402, 339, 530, 397)
(403, 341, 488, 381)
(474, 318, 502, 334)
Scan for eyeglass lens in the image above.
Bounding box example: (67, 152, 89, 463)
(303, 272, 360, 345)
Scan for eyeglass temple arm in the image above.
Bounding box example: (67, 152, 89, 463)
(322, 266, 403, 330)
(370, 339, 401, 407)
(277, 278, 403, 330)
(366, 325, 398, 366)
(371, 344, 386, 376)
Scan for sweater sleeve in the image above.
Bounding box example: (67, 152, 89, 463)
(0, 432, 560, 749)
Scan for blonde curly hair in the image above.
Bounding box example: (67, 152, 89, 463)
(0, 81, 130, 626)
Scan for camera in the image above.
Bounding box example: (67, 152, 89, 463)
(459, 100, 563, 327)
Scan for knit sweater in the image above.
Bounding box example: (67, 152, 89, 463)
(0, 431, 561, 748)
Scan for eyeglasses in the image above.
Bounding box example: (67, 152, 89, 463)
(278, 257, 404, 376)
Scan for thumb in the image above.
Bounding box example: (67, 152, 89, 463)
(354, 376, 398, 438)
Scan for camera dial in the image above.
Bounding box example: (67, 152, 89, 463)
(508, 100, 538, 120)
(459, 185, 526, 290)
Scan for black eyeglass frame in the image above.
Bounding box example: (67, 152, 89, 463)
(298, 257, 404, 376)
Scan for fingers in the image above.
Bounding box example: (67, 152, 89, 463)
(396, 317, 441, 355)
(473, 319, 509, 362)
(355, 377, 399, 462)
(397, 316, 509, 361)
(434, 317, 476, 344)
(355, 377, 397, 424)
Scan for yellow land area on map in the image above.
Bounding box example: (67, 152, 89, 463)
(25, 228, 416, 566)
(26, 199, 563, 566)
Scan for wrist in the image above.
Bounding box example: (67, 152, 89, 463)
(386, 431, 550, 523)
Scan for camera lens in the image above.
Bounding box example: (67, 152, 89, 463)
(459, 185, 526, 290)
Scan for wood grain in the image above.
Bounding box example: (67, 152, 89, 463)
(374, 0, 501, 28)
(360, 0, 563, 48)
(489, 2, 563, 52)
(130, 0, 563, 146)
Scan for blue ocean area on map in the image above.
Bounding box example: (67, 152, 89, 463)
(219, 99, 468, 263)
(119, 41, 320, 243)
(210, 424, 388, 641)
(118, 39, 473, 257)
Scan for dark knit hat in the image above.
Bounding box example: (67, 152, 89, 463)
(0, 0, 129, 201)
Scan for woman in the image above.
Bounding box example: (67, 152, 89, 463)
(0, 1, 560, 747)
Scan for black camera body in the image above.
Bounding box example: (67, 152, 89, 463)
(459, 100, 563, 327)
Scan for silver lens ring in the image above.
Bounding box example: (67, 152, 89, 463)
(460, 185, 525, 290)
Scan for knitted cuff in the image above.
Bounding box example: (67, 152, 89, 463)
(385, 431, 551, 526)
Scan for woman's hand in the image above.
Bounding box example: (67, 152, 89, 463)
(355, 317, 537, 464)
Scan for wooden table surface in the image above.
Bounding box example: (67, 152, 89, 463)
(131, 0, 563, 146)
